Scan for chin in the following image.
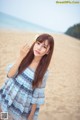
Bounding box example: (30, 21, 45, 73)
(34, 53, 41, 56)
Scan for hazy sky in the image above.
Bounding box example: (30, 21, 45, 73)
(0, 0, 80, 32)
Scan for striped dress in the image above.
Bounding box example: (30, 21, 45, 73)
(0, 63, 48, 120)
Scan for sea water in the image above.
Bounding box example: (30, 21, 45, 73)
(0, 12, 55, 33)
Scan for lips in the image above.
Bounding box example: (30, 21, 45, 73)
(35, 50, 40, 54)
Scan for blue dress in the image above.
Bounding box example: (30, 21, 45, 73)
(0, 63, 48, 120)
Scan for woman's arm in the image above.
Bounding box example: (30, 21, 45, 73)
(7, 44, 30, 78)
(7, 56, 23, 78)
(28, 104, 37, 120)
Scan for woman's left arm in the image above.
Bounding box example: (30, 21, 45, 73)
(28, 70, 49, 120)
(28, 104, 37, 120)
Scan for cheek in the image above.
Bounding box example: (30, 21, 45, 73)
(41, 49, 47, 54)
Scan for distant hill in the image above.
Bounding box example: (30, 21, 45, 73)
(65, 23, 80, 39)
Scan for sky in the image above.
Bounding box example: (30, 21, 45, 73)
(0, 0, 80, 32)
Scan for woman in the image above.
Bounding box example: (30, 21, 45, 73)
(0, 33, 54, 120)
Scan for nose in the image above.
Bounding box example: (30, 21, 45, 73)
(37, 45, 42, 51)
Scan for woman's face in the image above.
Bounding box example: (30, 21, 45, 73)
(33, 40, 50, 57)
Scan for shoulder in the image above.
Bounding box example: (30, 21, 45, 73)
(44, 69, 49, 78)
(40, 69, 49, 88)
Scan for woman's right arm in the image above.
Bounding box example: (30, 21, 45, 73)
(7, 57, 23, 78)
(7, 44, 30, 78)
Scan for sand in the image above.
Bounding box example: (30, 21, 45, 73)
(0, 30, 80, 120)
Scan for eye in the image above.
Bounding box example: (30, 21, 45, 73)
(37, 41, 40, 45)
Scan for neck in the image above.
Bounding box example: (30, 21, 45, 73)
(33, 56, 42, 63)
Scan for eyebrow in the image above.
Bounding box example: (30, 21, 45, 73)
(37, 41, 49, 47)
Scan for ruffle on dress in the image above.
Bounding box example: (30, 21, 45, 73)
(0, 63, 49, 118)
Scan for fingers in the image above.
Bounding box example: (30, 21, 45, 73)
(21, 43, 30, 52)
(24, 44, 30, 51)
(24, 44, 30, 49)
(21, 43, 29, 49)
(23, 43, 29, 48)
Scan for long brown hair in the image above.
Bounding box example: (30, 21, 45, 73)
(16, 33, 54, 89)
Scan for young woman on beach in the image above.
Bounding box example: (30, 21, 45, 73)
(0, 33, 54, 120)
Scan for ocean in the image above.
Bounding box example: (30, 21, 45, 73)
(0, 12, 55, 33)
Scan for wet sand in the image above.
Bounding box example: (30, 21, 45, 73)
(0, 30, 80, 120)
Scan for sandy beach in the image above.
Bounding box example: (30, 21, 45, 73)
(0, 30, 80, 120)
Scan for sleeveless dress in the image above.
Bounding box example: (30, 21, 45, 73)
(0, 63, 48, 120)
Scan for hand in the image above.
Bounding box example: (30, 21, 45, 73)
(0, 107, 2, 112)
(27, 114, 33, 120)
(19, 43, 30, 59)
